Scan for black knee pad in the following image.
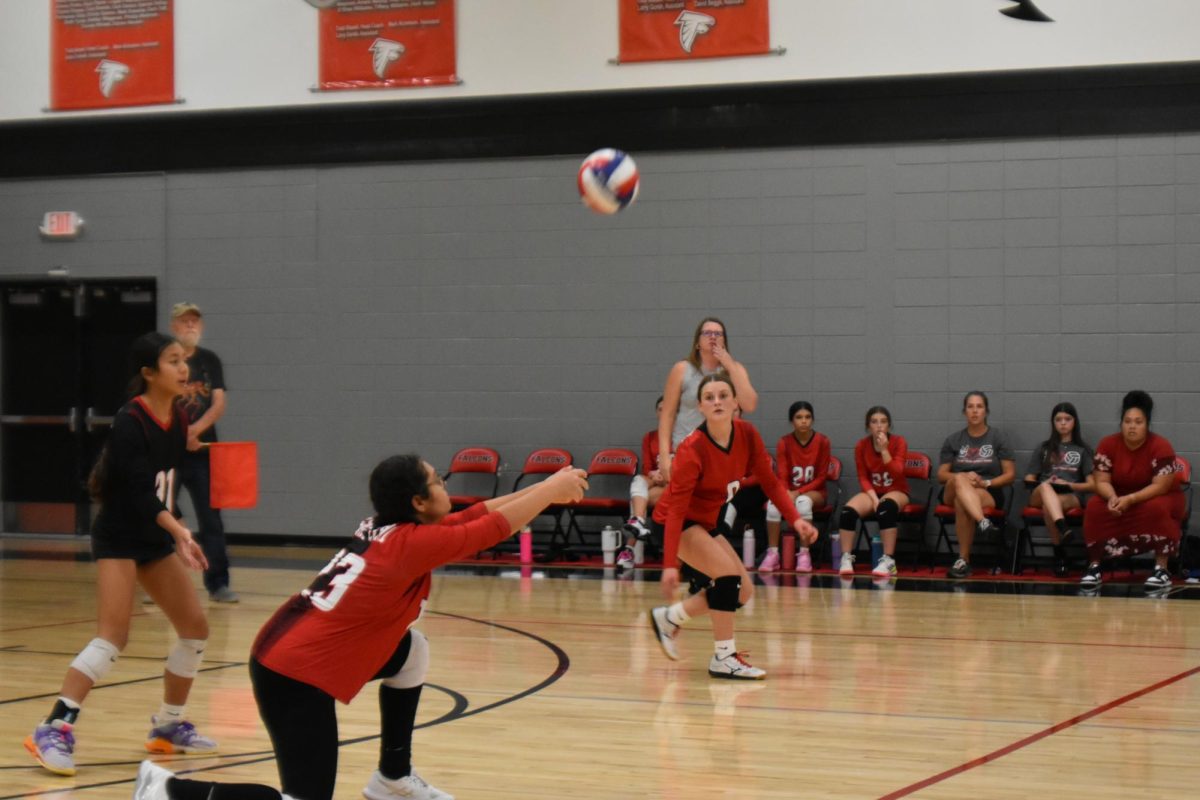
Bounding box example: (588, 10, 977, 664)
(876, 499, 900, 530)
(839, 506, 861, 531)
(705, 575, 742, 612)
(679, 561, 713, 596)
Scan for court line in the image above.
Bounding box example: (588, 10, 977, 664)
(455, 615, 1200, 653)
(0, 662, 246, 710)
(877, 663, 1200, 799)
(0, 611, 570, 797)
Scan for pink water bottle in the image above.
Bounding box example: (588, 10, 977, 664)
(519, 526, 533, 564)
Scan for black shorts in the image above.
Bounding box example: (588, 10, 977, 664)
(90, 532, 175, 565)
(940, 485, 1004, 508)
(651, 517, 722, 544)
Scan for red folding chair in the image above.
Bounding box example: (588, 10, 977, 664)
(512, 448, 575, 560)
(853, 451, 934, 568)
(934, 473, 1013, 571)
(567, 448, 639, 546)
(443, 447, 501, 511)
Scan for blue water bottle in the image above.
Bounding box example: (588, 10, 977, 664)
(829, 529, 841, 570)
(870, 530, 883, 570)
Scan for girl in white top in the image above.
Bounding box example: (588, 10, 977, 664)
(658, 317, 758, 482)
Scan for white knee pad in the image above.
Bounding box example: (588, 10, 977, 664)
(382, 630, 429, 689)
(765, 501, 781, 523)
(794, 494, 814, 521)
(630, 474, 649, 501)
(165, 638, 206, 679)
(70, 638, 120, 682)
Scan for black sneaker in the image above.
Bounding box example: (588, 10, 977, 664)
(1144, 567, 1171, 590)
(974, 519, 993, 538)
(1080, 562, 1102, 588)
(1053, 546, 1068, 578)
(947, 558, 971, 579)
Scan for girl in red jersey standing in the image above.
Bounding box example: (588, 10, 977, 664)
(836, 406, 910, 578)
(760, 401, 830, 573)
(133, 457, 588, 800)
(648, 373, 817, 680)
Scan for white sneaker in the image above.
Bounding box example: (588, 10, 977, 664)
(872, 553, 897, 577)
(839, 552, 856, 576)
(708, 652, 766, 680)
(363, 770, 454, 800)
(133, 759, 174, 800)
(648, 606, 681, 661)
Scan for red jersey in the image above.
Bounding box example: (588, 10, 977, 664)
(775, 431, 831, 495)
(653, 419, 802, 566)
(252, 503, 509, 704)
(854, 434, 910, 495)
(640, 430, 660, 477)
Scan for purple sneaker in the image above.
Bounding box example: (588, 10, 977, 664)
(145, 718, 217, 754)
(24, 719, 76, 776)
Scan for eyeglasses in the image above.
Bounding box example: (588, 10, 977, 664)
(699, 331, 724, 339)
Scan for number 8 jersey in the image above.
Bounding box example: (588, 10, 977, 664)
(653, 419, 803, 568)
(252, 503, 510, 704)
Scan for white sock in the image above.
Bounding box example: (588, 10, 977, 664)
(766, 546, 778, 554)
(665, 602, 690, 627)
(714, 639, 736, 659)
(58, 696, 81, 711)
(799, 547, 809, 554)
(155, 703, 185, 725)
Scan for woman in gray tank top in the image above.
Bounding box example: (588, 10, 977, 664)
(658, 317, 758, 481)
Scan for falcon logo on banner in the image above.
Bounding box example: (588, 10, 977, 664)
(675, 11, 716, 54)
(50, 0, 176, 111)
(618, 0, 770, 63)
(318, 0, 458, 90)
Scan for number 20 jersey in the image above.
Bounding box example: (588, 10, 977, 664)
(252, 503, 509, 704)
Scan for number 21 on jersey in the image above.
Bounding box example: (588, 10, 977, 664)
(154, 469, 177, 514)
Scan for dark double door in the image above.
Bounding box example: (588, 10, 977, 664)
(1, 279, 157, 534)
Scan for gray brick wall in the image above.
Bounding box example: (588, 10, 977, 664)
(1, 134, 1197, 536)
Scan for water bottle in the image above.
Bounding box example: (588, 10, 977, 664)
(633, 539, 645, 565)
(600, 525, 618, 565)
(519, 525, 533, 564)
(742, 526, 756, 569)
(870, 530, 883, 570)
(830, 529, 842, 570)
(781, 532, 796, 572)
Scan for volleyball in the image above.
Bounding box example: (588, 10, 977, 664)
(577, 148, 640, 214)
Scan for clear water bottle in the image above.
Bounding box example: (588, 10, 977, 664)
(870, 530, 883, 570)
(742, 526, 756, 569)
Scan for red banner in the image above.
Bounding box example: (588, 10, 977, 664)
(50, 0, 175, 111)
(319, 0, 457, 90)
(618, 0, 770, 63)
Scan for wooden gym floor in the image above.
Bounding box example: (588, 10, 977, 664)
(0, 538, 1198, 799)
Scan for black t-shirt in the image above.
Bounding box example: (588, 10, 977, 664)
(93, 397, 187, 543)
(179, 346, 225, 443)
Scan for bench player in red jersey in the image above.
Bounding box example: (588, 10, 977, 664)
(647, 372, 817, 680)
(133, 456, 588, 800)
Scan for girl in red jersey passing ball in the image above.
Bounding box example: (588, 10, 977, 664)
(760, 401, 830, 573)
(648, 373, 817, 680)
(837, 406, 910, 578)
(133, 457, 588, 800)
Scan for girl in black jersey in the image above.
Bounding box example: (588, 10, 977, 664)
(25, 333, 217, 777)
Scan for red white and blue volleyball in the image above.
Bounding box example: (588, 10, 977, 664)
(577, 148, 640, 215)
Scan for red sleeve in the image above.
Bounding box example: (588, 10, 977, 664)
(775, 436, 789, 485)
(1150, 435, 1178, 481)
(441, 503, 489, 526)
(885, 435, 908, 480)
(400, 509, 511, 575)
(752, 431, 803, 530)
(855, 438, 873, 494)
(641, 431, 657, 477)
(661, 446, 701, 568)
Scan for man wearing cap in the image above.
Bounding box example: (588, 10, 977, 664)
(170, 303, 238, 603)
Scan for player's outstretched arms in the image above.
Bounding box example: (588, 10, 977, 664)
(497, 468, 589, 533)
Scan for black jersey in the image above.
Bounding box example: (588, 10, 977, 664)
(180, 346, 225, 443)
(93, 396, 188, 543)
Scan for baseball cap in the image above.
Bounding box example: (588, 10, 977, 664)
(172, 302, 202, 319)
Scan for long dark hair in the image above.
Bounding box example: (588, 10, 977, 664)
(370, 454, 432, 527)
(1036, 402, 1089, 475)
(88, 332, 180, 502)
